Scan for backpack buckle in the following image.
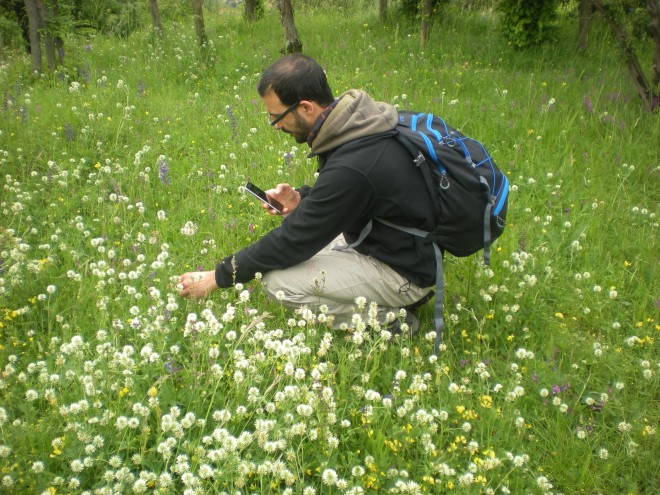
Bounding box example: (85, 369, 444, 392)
(414, 152, 426, 167)
(439, 173, 450, 190)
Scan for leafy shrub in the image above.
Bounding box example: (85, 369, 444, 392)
(497, 0, 558, 49)
(0, 12, 23, 50)
(72, 0, 144, 37)
(398, 0, 448, 19)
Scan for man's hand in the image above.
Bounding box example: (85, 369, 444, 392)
(264, 183, 301, 216)
(177, 270, 218, 299)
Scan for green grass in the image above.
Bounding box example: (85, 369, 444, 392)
(0, 3, 658, 494)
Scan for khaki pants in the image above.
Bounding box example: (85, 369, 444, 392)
(262, 235, 432, 328)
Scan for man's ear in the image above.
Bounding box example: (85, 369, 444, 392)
(299, 100, 323, 119)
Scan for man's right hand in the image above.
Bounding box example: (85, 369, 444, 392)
(264, 183, 301, 216)
(177, 270, 218, 299)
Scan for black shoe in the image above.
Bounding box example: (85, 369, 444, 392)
(390, 310, 420, 338)
(402, 290, 435, 313)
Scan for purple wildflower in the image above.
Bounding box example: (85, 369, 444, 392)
(226, 105, 238, 142)
(164, 358, 182, 374)
(158, 158, 171, 186)
(64, 122, 75, 141)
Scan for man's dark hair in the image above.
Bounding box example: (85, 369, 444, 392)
(257, 54, 335, 106)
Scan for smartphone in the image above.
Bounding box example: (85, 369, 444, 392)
(245, 181, 283, 214)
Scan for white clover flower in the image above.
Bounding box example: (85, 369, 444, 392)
(618, 421, 632, 432)
(132, 479, 148, 494)
(296, 404, 314, 417)
(70, 459, 84, 473)
(198, 464, 214, 479)
(180, 220, 198, 236)
(158, 472, 173, 487)
(598, 448, 609, 460)
(351, 466, 365, 477)
(458, 472, 473, 485)
(394, 370, 407, 381)
(536, 476, 552, 490)
(321, 469, 338, 486)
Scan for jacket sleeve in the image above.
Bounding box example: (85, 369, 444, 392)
(296, 185, 312, 199)
(214, 165, 375, 288)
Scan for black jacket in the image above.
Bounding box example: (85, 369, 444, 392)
(214, 90, 437, 289)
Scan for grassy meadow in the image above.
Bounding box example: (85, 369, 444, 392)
(0, 2, 658, 494)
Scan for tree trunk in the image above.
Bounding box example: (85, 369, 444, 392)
(592, 0, 657, 111)
(379, 0, 388, 23)
(33, 0, 57, 70)
(149, 0, 164, 37)
(24, 0, 43, 72)
(420, 0, 432, 49)
(51, 0, 64, 65)
(277, 0, 302, 54)
(191, 0, 208, 52)
(245, 0, 257, 22)
(577, 0, 592, 53)
(10, 0, 30, 53)
(646, 0, 660, 102)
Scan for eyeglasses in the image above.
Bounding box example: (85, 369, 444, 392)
(269, 101, 300, 127)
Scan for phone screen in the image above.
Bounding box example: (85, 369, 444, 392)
(245, 181, 283, 213)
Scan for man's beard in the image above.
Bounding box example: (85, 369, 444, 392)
(289, 112, 311, 144)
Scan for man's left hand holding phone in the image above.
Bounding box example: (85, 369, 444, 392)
(245, 181, 300, 216)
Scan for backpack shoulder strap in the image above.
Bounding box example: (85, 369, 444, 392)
(376, 218, 445, 354)
(394, 132, 442, 224)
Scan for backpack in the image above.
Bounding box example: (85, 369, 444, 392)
(391, 111, 509, 353)
(394, 111, 509, 260)
(340, 111, 509, 353)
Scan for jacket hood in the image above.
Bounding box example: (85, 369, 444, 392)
(311, 89, 398, 155)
